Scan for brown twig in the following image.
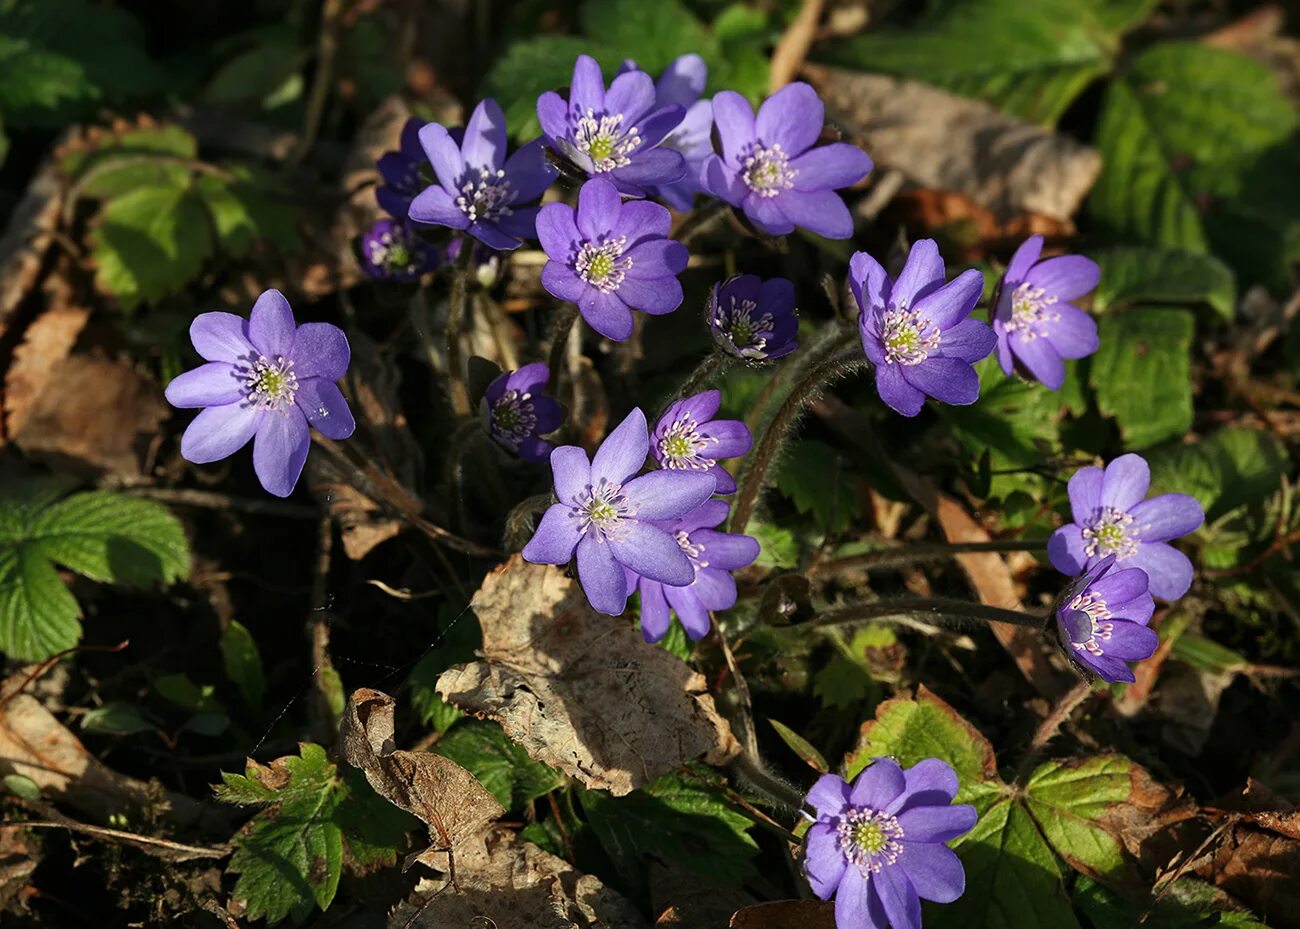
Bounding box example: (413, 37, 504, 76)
(307, 515, 339, 743)
(809, 538, 1049, 576)
(769, 0, 825, 93)
(10, 820, 229, 861)
(0, 641, 130, 712)
(123, 486, 317, 519)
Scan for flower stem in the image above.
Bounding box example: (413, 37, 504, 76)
(809, 539, 1049, 576)
(730, 336, 863, 535)
(675, 350, 735, 401)
(674, 198, 730, 247)
(444, 242, 474, 421)
(545, 302, 581, 393)
(813, 597, 1049, 631)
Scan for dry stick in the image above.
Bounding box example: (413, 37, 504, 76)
(307, 514, 339, 744)
(808, 538, 1050, 576)
(123, 486, 317, 519)
(813, 597, 1049, 631)
(14, 821, 229, 861)
(444, 245, 475, 421)
(0, 641, 130, 712)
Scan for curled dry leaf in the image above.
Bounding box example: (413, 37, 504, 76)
(1195, 781, 1300, 926)
(804, 64, 1101, 222)
(0, 824, 39, 916)
(392, 828, 649, 929)
(337, 687, 502, 872)
(3, 277, 91, 442)
(437, 557, 740, 796)
(728, 900, 836, 929)
(0, 153, 62, 347)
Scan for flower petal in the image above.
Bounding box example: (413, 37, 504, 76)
(569, 55, 605, 115)
(899, 842, 965, 904)
(1101, 454, 1150, 511)
(613, 200, 673, 242)
(1050, 303, 1100, 359)
(537, 91, 569, 142)
(522, 504, 581, 565)
(1068, 466, 1104, 522)
(461, 98, 507, 168)
(1104, 620, 1160, 661)
(165, 363, 244, 408)
(701, 155, 747, 205)
(1011, 332, 1065, 389)
(775, 189, 853, 239)
(248, 289, 296, 358)
(295, 378, 355, 439)
(580, 290, 636, 341)
(803, 821, 847, 900)
(939, 317, 998, 364)
(503, 139, 558, 203)
(604, 69, 656, 126)
(711, 91, 756, 165)
(252, 409, 310, 497)
(608, 522, 694, 586)
(418, 123, 466, 194)
(875, 363, 926, 417)
(576, 534, 627, 615)
(190, 312, 254, 362)
(1026, 254, 1100, 301)
(549, 445, 592, 504)
(897, 803, 978, 843)
(1004, 235, 1043, 284)
(692, 530, 760, 571)
(1089, 566, 1150, 607)
(874, 861, 921, 929)
(664, 583, 711, 638)
(618, 276, 683, 314)
(180, 403, 261, 464)
(836, 868, 885, 929)
(790, 142, 872, 191)
(536, 203, 580, 259)
(1132, 493, 1204, 543)
(609, 146, 687, 191)
(756, 81, 823, 155)
(850, 250, 889, 316)
(408, 184, 469, 229)
(542, 262, 588, 303)
(699, 419, 752, 459)
(1125, 541, 1194, 600)
(743, 193, 794, 235)
(892, 240, 945, 311)
(592, 407, 650, 484)
(1048, 524, 1088, 575)
(889, 758, 959, 812)
(623, 470, 716, 520)
(916, 268, 984, 330)
(690, 565, 738, 611)
(901, 357, 981, 406)
(850, 758, 906, 809)
(576, 177, 623, 240)
(291, 322, 350, 380)
(806, 773, 852, 819)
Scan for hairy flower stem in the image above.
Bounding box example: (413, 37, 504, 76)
(677, 350, 735, 401)
(731, 337, 863, 535)
(545, 302, 581, 398)
(746, 320, 851, 430)
(674, 198, 730, 247)
(813, 597, 1050, 631)
(809, 539, 1050, 576)
(444, 243, 474, 421)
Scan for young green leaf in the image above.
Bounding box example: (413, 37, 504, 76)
(1090, 308, 1194, 449)
(220, 620, 266, 711)
(91, 184, 213, 309)
(434, 719, 564, 811)
(1092, 246, 1236, 321)
(80, 702, 156, 736)
(775, 440, 862, 533)
(1022, 755, 1135, 880)
(768, 718, 828, 772)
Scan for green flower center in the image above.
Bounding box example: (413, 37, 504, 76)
(586, 252, 614, 281)
(1083, 506, 1138, 559)
(243, 356, 299, 411)
(881, 309, 940, 366)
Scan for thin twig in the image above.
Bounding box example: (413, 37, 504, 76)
(11, 821, 229, 861)
(288, 0, 347, 166)
(809, 538, 1049, 576)
(307, 515, 338, 743)
(813, 597, 1049, 630)
(0, 641, 130, 712)
(123, 486, 318, 519)
(444, 244, 475, 420)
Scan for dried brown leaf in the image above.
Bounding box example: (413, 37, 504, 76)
(437, 557, 740, 796)
(0, 825, 39, 916)
(0, 156, 62, 347)
(728, 900, 836, 928)
(338, 688, 502, 866)
(3, 275, 91, 440)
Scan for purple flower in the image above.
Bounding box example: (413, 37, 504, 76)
(651, 390, 751, 494)
(700, 82, 872, 239)
(803, 758, 976, 929)
(481, 362, 562, 462)
(852, 240, 996, 417)
(536, 177, 689, 341)
(521, 408, 716, 615)
(165, 289, 355, 498)
(993, 235, 1101, 390)
(537, 55, 688, 197)
(1055, 555, 1158, 684)
(621, 54, 713, 210)
(408, 98, 557, 251)
(359, 219, 440, 282)
(1048, 454, 1204, 600)
(375, 117, 429, 219)
(626, 499, 759, 642)
(709, 274, 799, 361)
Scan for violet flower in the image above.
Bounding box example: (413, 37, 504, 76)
(804, 758, 976, 929)
(376, 117, 429, 219)
(626, 499, 760, 642)
(709, 274, 799, 361)
(1055, 554, 1158, 684)
(521, 408, 716, 615)
(853, 240, 996, 417)
(359, 219, 440, 282)
(1048, 454, 1204, 600)
(651, 390, 751, 494)
(536, 177, 689, 341)
(408, 98, 557, 251)
(993, 235, 1101, 390)
(537, 54, 688, 197)
(165, 289, 355, 498)
(481, 362, 561, 462)
(700, 81, 872, 239)
(620, 54, 713, 210)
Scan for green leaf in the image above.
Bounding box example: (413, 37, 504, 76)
(91, 184, 214, 309)
(334, 769, 416, 874)
(1090, 43, 1300, 290)
(3, 773, 41, 801)
(196, 166, 300, 258)
(0, 486, 190, 662)
(154, 673, 223, 713)
(221, 620, 266, 711)
(1147, 427, 1288, 520)
(80, 701, 155, 736)
(579, 0, 704, 74)
(930, 799, 1081, 929)
(408, 647, 466, 734)
(1092, 246, 1236, 321)
(1090, 308, 1193, 449)
(203, 26, 305, 107)
(768, 718, 828, 772)
(819, 0, 1154, 125)
(62, 125, 198, 198)
(1023, 755, 1133, 880)
(482, 35, 593, 139)
(774, 440, 861, 532)
(1074, 875, 1270, 929)
(434, 720, 564, 811)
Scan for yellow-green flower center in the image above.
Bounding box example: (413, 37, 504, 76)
(1082, 506, 1138, 559)
(586, 252, 615, 281)
(243, 355, 299, 411)
(881, 309, 940, 366)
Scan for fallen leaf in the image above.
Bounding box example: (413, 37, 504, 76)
(437, 557, 740, 796)
(3, 275, 91, 441)
(1195, 782, 1300, 926)
(0, 824, 39, 916)
(805, 64, 1101, 222)
(0, 154, 63, 347)
(728, 900, 836, 928)
(651, 859, 758, 928)
(337, 687, 502, 872)
(391, 828, 649, 929)
(1096, 761, 1199, 880)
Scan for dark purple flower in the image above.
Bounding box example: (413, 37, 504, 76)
(700, 82, 872, 239)
(537, 55, 688, 197)
(651, 390, 751, 494)
(165, 289, 355, 498)
(1055, 554, 1158, 684)
(803, 758, 976, 929)
(359, 219, 440, 282)
(481, 362, 562, 462)
(376, 117, 429, 219)
(621, 54, 713, 210)
(521, 408, 716, 615)
(993, 235, 1101, 390)
(852, 240, 996, 417)
(626, 499, 759, 642)
(408, 98, 557, 251)
(536, 177, 689, 341)
(1048, 454, 1204, 600)
(709, 274, 798, 361)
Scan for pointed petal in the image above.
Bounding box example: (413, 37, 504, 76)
(522, 504, 581, 565)
(248, 289, 296, 358)
(756, 82, 823, 155)
(592, 407, 649, 484)
(622, 470, 716, 520)
(638, 580, 672, 642)
(576, 534, 627, 615)
(252, 409, 310, 497)
(1004, 235, 1043, 284)
(461, 98, 507, 168)
(549, 445, 592, 504)
(711, 91, 756, 165)
(165, 363, 243, 408)
(190, 312, 255, 362)
(892, 240, 945, 310)
(1048, 524, 1088, 575)
(899, 842, 965, 904)
(1131, 493, 1204, 543)
(418, 123, 466, 194)
(180, 403, 260, 464)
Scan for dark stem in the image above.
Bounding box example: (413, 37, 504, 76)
(444, 243, 474, 420)
(813, 597, 1050, 631)
(288, 0, 346, 166)
(809, 538, 1050, 576)
(674, 198, 730, 247)
(730, 336, 862, 535)
(545, 302, 581, 392)
(675, 350, 734, 401)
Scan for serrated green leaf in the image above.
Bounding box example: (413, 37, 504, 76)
(482, 35, 593, 139)
(91, 184, 214, 309)
(221, 620, 266, 711)
(80, 701, 155, 736)
(774, 440, 861, 533)
(334, 769, 416, 874)
(1147, 427, 1288, 520)
(1092, 246, 1236, 321)
(62, 125, 198, 198)
(819, 0, 1154, 125)
(0, 486, 190, 662)
(1023, 755, 1132, 880)
(750, 520, 798, 568)
(1090, 308, 1193, 449)
(768, 718, 828, 772)
(1090, 43, 1300, 290)
(434, 720, 563, 811)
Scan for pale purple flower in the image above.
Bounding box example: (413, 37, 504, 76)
(375, 117, 429, 219)
(359, 219, 440, 282)
(651, 390, 751, 494)
(536, 177, 689, 341)
(521, 408, 716, 615)
(620, 54, 713, 210)
(165, 289, 355, 498)
(481, 362, 561, 462)
(1048, 454, 1204, 600)
(804, 758, 976, 929)
(626, 499, 759, 642)
(1055, 554, 1158, 684)
(993, 235, 1101, 390)
(537, 54, 688, 197)
(709, 275, 798, 361)
(700, 81, 872, 239)
(408, 98, 557, 251)
(853, 240, 996, 417)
